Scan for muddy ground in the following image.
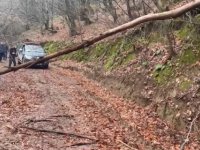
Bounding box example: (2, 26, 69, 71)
(0, 61, 199, 150)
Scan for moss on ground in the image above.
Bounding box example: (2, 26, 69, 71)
(153, 64, 174, 85)
(44, 21, 200, 86)
(149, 32, 165, 43)
(176, 24, 193, 40)
(103, 37, 136, 70)
(150, 20, 200, 86)
(68, 49, 90, 62)
(90, 43, 107, 60)
(179, 79, 192, 91)
(44, 41, 71, 54)
(123, 53, 135, 65)
(179, 48, 198, 64)
(80, 36, 137, 71)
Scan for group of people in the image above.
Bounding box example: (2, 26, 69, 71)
(0, 42, 17, 68)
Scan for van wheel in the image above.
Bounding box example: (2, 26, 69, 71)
(44, 64, 49, 69)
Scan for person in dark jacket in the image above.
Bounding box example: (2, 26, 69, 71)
(9, 46, 17, 68)
(0, 52, 3, 62)
(0, 42, 9, 61)
(0, 43, 3, 62)
(2, 44, 8, 60)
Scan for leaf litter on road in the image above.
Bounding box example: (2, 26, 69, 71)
(0, 62, 199, 149)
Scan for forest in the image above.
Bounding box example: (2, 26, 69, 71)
(0, 0, 200, 150)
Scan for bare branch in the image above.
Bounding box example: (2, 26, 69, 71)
(180, 111, 200, 150)
(19, 126, 98, 141)
(118, 140, 138, 150)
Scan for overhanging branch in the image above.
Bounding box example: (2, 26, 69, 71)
(1, 0, 200, 75)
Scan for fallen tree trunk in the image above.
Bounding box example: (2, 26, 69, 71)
(1, 0, 200, 75)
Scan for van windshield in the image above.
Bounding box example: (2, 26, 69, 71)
(25, 45, 45, 55)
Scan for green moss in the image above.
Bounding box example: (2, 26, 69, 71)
(179, 80, 192, 91)
(44, 36, 136, 70)
(69, 49, 89, 62)
(104, 55, 115, 70)
(122, 38, 133, 50)
(194, 14, 200, 23)
(123, 53, 135, 65)
(93, 44, 106, 57)
(44, 41, 71, 54)
(179, 48, 198, 64)
(44, 41, 58, 54)
(103, 37, 136, 70)
(176, 24, 193, 40)
(103, 44, 119, 70)
(176, 22, 200, 65)
(89, 43, 108, 61)
(153, 65, 173, 85)
(149, 32, 165, 43)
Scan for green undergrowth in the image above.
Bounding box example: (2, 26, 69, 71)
(44, 36, 139, 71)
(179, 77, 192, 91)
(153, 18, 200, 86)
(44, 41, 71, 54)
(44, 19, 200, 88)
(153, 64, 174, 85)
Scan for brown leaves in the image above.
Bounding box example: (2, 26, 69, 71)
(0, 62, 199, 149)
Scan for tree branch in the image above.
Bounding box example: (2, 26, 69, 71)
(180, 111, 200, 150)
(1, 0, 200, 75)
(19, 126, 98, 141)
(118, 140, 138, 150)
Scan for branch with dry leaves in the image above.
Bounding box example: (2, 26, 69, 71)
(1, 0, 200, 75)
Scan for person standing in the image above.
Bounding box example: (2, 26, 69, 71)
(3, 43, 8, 60)
(0, 43, 3, 62)
(9, 46, 17, 68)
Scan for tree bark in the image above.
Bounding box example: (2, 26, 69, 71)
(64, 0, 78, 36)
(1, 0, 200, 75)
(126, 0, 134, 20)
(103, 0, 118, 22)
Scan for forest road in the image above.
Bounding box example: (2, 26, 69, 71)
(0, 61, 199, 150)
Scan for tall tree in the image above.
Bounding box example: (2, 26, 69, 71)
(64, 0, 78, 36)
(79, 0, 93, 25)
(103, 0, 118, 22)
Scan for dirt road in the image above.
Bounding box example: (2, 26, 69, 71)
(0, 61, 199, 150)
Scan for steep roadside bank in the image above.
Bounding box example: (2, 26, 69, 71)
(44, 19, 200, 135)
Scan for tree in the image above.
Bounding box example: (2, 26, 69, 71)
(125, 0, 134, 20)
(79, 0, 93, 25)
(19, 0, 54, 32)
(64, 0, 78, 36)
(103, 0, 118, 22)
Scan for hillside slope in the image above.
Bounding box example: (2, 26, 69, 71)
(43, 16, 200, 135)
